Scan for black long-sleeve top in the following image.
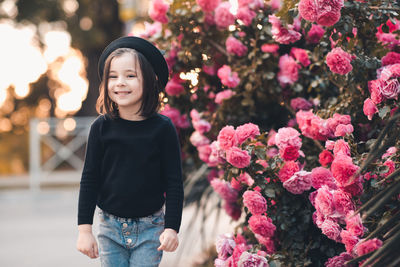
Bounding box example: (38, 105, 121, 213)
(78, 113, 184, 233)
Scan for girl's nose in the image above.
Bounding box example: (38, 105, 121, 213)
(117, 77, 126, 86)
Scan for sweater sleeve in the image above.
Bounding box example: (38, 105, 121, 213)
(78, 117, 104, 225)
(160, 118, 184, 233)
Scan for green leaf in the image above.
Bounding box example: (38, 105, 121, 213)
(379, 106, 390, 119)
(265, 188, 276, 198)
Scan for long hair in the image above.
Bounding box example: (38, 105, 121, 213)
(96, 48, 162, 119)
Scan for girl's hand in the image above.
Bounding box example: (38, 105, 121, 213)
(77, 225, 99, 259)
(157, 228, 179, 252)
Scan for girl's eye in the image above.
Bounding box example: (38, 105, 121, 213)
(127, 74, 136, 78)
(109, 75, 117, 79)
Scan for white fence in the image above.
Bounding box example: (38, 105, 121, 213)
(29, 117, 95, 191)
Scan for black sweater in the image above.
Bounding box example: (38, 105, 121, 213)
(78, 113, 184, 232)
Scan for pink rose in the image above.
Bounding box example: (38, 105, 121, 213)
(215, 89, 236, 104)
(165, 75, 185, 96)
(196, 0, 220, 12)
(333, 139, 351, 157)
(193, 119, 211, 134)
(319, 150, 334, 167)
(334, 124, 354, 137)
(290, 47, 311, 67)
(217, 65, 240, 88)
(243, 190, 267, 215)
(226, 147, 251, 168)
(218, 125, 238, 150)
(236, 7, 257, 26)
(268, 15, 302, 44)
(224, 201, 242, 220)
(341, 230, 359, 253)
(368, 79, 384, 104)
(278, 54, 301, 87)
(311, 167, 336, 189)
(382, 146, 397, 159)
(248, 215, 276, 237)
(190, 131, 210, 147)
(214, 2, 235, 28)
(345, 212, 364, 237)
(363, 98, 378, 120)
(149, 0, 170, 23)
(381, 51, 400, 66)
(299, 0, 344, 27)
(314, 186, 335, 216)
(283, 170, 312, 194)
(210, 179, 238, 202)
(331, 154, 359, 187)
(226, 36, 248, 57)
(261, 44, 279, 53)
(355, 238, 383, 257)
(307, 24, 325, 44)
(216, 233, 236, 259)
(380, 78, 400, 99)
(325, 252, 353, 267)
(209, 141, 226, 166)
(321, 219, 342, 242)
(332, 189, 354, 217)
(326, 47, 353, 75)
(236, 123, 260, 144)
(278, 161, 300, 183)
(290, 97, 313, 111)
(198, 144, 212, 163)
(237, 252, 269, 267)
(160, 104, 190, 128)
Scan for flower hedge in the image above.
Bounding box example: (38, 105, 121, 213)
(141, 0, 400, 266)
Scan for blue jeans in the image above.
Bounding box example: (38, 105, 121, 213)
(97, 208, 165, 267)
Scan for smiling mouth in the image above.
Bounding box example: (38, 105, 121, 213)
(115, 91, 132, 95)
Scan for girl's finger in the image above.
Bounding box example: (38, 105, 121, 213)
(94, 243, 99, 258)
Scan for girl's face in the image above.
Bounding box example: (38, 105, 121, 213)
(107, 52, 143, 111)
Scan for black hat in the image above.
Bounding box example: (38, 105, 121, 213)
(98, 36, 169, 88)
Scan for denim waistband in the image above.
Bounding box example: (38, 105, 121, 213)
(99, 208, 164, 223)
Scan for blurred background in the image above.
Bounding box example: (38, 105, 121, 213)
(0, 1, 233, 266)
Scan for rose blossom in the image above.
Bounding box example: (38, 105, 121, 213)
(255, 234, 275, 254)
(196, 0, 220, 12)
(214, 2, 235, 28)
(314, 186, 335, 216)
(345, 211, 364, 237)
(268, 15, 302, 44)
(237, 252, 269, 267)
(275, 127, 302, 160)
(165, 75, 185, 96)
(216, 233, 236, 259)
(319, 150, 334, 167)
(211, 179, 238, 202)
(149, 0, 170, 23)
(193, 118, 212, 134)
(278, 54, 301, 87)
(215, 89, 236, 104)
(368, 79, 384, 104)
(341, 230, 359, 253)
(334, 124, 354, 137)
(333, 139, 351, 157)
(326, 47, 353, 75)
(283, 170, 312, 194)
(232, 243, 251, 267)
(236, 123, 260, 144)
(248, 215, 276, 237)
(217, 126, 238, 151)
(332, 189, 354, 218)
(355, 238, 383, 256)
(379, 78, 400, 99)
(382, 146, 397, 159)
(290, 47, 311, 67)
(299, 0, 344, 27)
(311, 167, 336, 189)
(278, 161, 300, 183)
(224, 201, 242, 220)
(160, 104, 190, 128)
(226, 36, 248, 57)
(306, 24, 325, 44)
(190, 131, 210, 147)
(198, 144, 212, 163)
(261, 44, 279, 53)
(363, 98, 378, 120)
(290, 97, 313, 111)
(243, 190, 267, 215)
(236, 7, 257, 27)
(217, 65, 240, 88)
(331, 154, 359, 187)
(324, 252, 353, 267)
(208, 141, 226, 166)
(321, 219, 342, 242)
(382, 51, 400, 66)
(226, 147, 251, 168)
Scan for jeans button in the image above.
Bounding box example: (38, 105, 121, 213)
(122, 223, 128, 228)
(127, 238, 132, 244)
(125, 232, 131, 235)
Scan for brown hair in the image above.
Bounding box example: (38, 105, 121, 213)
(96, 48, 162, 118)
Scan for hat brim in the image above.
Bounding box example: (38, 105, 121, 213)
(98, 36, 169, 89)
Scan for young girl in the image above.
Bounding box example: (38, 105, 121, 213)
(76, 36, 184, 267)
